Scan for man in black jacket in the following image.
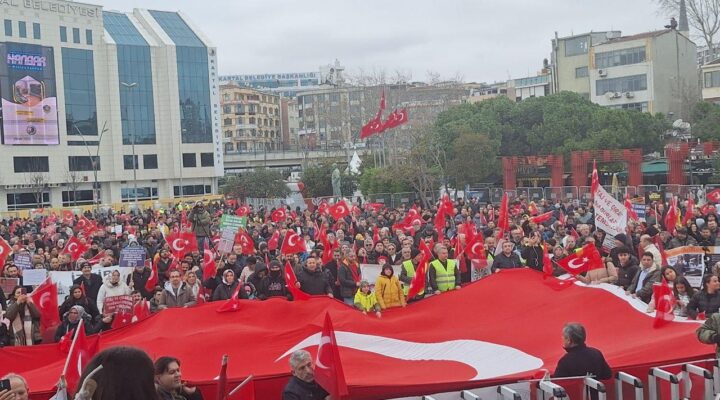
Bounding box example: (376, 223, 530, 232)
(554, 323, 611, 400)
(611, 248, 639, 290)
(258, 261, 290, 300)
(491, 241, 522, 272)
(282, 350, 330, 400)
(73, 262, 103, 302)
(295, 258, 333, 297)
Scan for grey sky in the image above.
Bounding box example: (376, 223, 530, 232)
(99, 0, 676, 83)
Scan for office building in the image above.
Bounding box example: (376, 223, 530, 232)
(220, 60, 345, 97)
(220, 83, 282, 153)
(0, 0, 222, 210)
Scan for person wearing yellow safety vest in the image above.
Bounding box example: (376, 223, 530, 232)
(429, 246, 461, 294)
(399, 248, 425, 301)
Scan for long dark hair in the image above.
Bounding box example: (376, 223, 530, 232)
(674, 276, 695, 298)
(76, 346, 158, 400)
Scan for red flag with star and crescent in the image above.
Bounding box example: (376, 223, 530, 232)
(166, 231, 198, 259)
(29, 278, 60, 331)
(61, 237, 90, 262)
(653, 279, 676, 328)
(328, 201, 350, 220)
(235, 229, 256, 255)
(281, 230, 307, 255)
(314, 313, 349, 399)
(285, 261, 311, 301)
(0, 237, 11, 267)
(62, 318, 99, 395)
(557, 243, 603, 276)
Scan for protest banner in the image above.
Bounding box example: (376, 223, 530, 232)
(665, 246, 706, 288)
(14, 253, 33, 270)
(103, 294, 133, 313)
(219, 215, 246, 232)
(48, 266, 132, 304)
(359, 264, 401, 286)
(631, 197, 646, 222)
(0, 277, 19, 295)
(119, 246, 147, 268)
(594, 185, 627, 237)
(217, 227, 236, 255)
(22, 269, 47, 286)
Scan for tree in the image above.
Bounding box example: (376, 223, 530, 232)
(24, 158, 49, 208)
(221, 168, 290, 200)
(358, 166, 413, 195)
(691, 100, 720, 139)
(302, 163, 358, 198)
(657, 0, 720, 62)
(446, 132, 500, 189)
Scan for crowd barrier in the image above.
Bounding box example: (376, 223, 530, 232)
(0, 194, 224, 220)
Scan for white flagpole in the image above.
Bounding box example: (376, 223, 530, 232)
(61, 318, 84, 376)
(228, 375, 254, 397)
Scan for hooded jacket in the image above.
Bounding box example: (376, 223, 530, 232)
(159, 281, 196, 308)
(258, 267, 289, 300)
(374, 268, 406, 309)
(96, 274, 131, 314)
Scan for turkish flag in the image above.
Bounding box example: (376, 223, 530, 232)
(235, 205, 250, 217)
(145, 259, 159, 292)
(318, 201, 329, 215)
(440, 194, 454, 215)
(433, 209, 446, 243)
(379, 90, 386, 111)
(530, 211, 553, 225)
(372, 227, 380, 244)
(665, 197, 678, 232)
(0, 237, 12, 267)
(527, 202, 539, 216)
(87, 251, 105, 265)
(591, 160, 600, 196)
(360, 114, 384, 139)
(365, 203, 384, 213)
(271, 208, 287, 223)
(569, 227, 580, 241)
(653, 280, 676, 328)
(708, 188, 720, 203)
(464, 233, 486, 260)
(29, 278, 60, 331)
(217, 283, 243, 313)
(196, 286, 207, 305)
(132, 299, 151, 323)
(285, 261, 311, 301)
(62, 237, 89, 262)
(683, 198, 695, 226)
(314, 313, 349, 399)
(235, 230, 255, 255)
(281, 230, 306, 255)
(328, 201, 350, 220)
(62, 210, 75, 225)
(203, 257, 218, 282)
(542, 243, 553, 279)
(63, 319, 99, 395)
(419, 239, 434, 262)
(167, 231, 198, 259)
(216, 355, 229, 400)
(407, 260, 427, 300)
(111, 311, 132, 329)
(75, 216, 92, 233)
(654, 235, 669, 267)
(497, 193, 509, 237)
(625, 194, 639, 221)
(268, 230, 280, 251)
(557, 243, 603, 275)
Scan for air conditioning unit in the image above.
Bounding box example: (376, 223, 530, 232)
(47, 183, 60, 188)
(613, 92, 622, 99)
(625, 92, 635, 99)
(4, 185, 16, 190)
(598, 69, 608, 77)
(605, 92, 615, 99)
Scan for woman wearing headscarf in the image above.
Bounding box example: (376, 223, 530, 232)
(59, 284, 100, 321)
(54, 305, 96, 342)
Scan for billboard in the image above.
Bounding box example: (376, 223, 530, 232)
(0, 42, 59, 145)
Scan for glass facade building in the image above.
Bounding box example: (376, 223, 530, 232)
(62, 48, 98, 136)
(149, 10, 212, 144)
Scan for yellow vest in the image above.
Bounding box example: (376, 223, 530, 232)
(431, 259, 456, 292)
(402, 260, 425, 296)
(353, 290, 378, 312)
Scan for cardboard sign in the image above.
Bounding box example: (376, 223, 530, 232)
(217, 227, 235, 255)
(119, 246, 147, 268)
(49, 266, 132, 304)
(14, 253, 33, 270)
(103, 295, 133, 313)
(665, 246, 706, 288)
(219, 215, 246, 232)
(594, 186, 627, 236)
(359, 263, 402, 286)
(22, 269, 47, 286)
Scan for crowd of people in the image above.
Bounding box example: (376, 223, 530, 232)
(0, 194, 717, 347)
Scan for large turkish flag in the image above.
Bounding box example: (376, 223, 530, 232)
(3, 269, 711, 400)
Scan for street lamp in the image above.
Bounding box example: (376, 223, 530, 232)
(72, 121, 108, 211)
(120, 81, 138, 209)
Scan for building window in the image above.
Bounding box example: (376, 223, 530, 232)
(223, 118, 232, 126)
(596, 46, 646, 69)
(60, 26, 67, 42)
(173, 185, 211, 196)
(121, 187, 158, 202)
(595, 74, 647, 95)
(182, 153, 197, 167)
(143, 154, 158, 169)
(68, 156, 100, 171)
(18, 21, 26, 38)
(223, 105, 231, 114)
(575, 66, 589, 78)
(564, 36, 588, 57)
(7, 192, 50, 210)
(200, 152, 214, 167)
(63, 48, 98, 136)
(607, 102, 649, 112)
(62, 190, 95, 206)
(123, 155, 139, 170)
(705, 71, 720, 88)
(4, 20, 11, 36)
(32, 23, 40, 39)
(72, 27, 80, 43)
(85, 29, 93, 45)
(13, 157, 49, 173)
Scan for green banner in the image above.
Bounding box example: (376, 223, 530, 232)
(219, 215, 246, 232)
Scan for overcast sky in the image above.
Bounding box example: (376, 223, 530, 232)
(99, 0, 677, 83)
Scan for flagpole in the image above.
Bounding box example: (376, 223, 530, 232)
(228, 374, 254, 397)
(62, 319, 84, 376)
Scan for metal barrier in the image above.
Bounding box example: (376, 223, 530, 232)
(516, 187, 545, 201)
(682, 363, 714, 400)
(496, 385, 521, 400)
(648, 367, 680, 400)
(536, 380, 568, 399)
(544, 187, 578, 202)
(460, 390, 481, 399)
(583, 376, 607, 400)
(637, 185, 659, 198)
(391, 192, 416, 208)
(713, 359, 720, 394)
(615, 371, 644, 400)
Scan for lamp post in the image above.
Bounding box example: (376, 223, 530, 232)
(120, 81, 138, 208)
(72, 121, 108, 212)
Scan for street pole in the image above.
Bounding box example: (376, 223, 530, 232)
(120, 82, 138, 210)
(72, 121, 107, 212)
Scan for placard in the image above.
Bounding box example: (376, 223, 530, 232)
(13, 253, 32, 270)
(22, 268, 47, 286)
(217, 227, 235, 255)
(219, 215, 246, 232)
(665, 246, 706, 288)
(593, 186, 627, 236)
(119, 246, 146, 268)
(359, 263, 401, 286)
(49, 265, 132, 304)
(103, 294, 133, 313)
